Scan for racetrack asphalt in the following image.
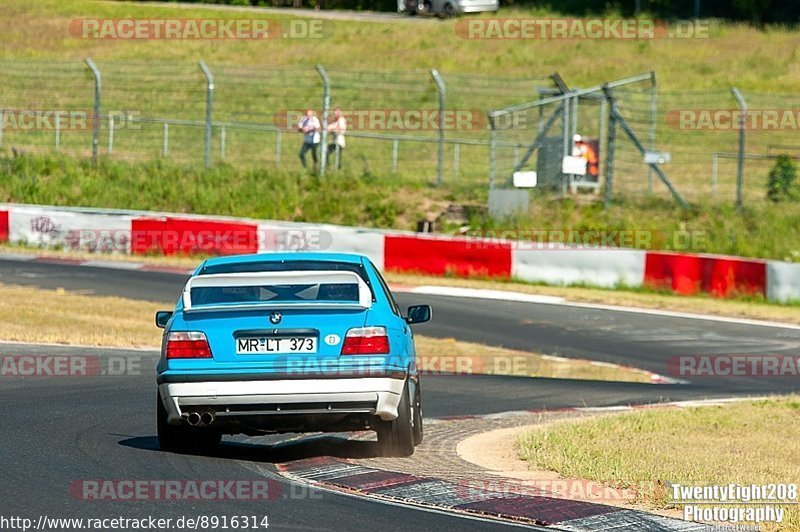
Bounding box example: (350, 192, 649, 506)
(0, 258, 797, 530)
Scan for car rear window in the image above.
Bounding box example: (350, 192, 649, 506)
(197, 260, 376, 302)
(191, 282, 360, 306)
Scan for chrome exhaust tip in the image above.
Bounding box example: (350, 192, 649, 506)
(200, 412, 215, 426)
(186, 412, 202, 426)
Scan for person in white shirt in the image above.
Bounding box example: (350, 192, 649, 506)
(298, 109, 321, 169)
(326, 107, 347, 170)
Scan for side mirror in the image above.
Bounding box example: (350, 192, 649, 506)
(155, 311, 173, 329)
(405, 304, 431, 325)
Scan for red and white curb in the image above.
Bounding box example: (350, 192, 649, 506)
(271, 399, 764, 529)
(2, 202, 799, 303)
(274, 456, 711, 530)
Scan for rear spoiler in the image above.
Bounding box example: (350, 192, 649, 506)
(181, 270, 372, 313)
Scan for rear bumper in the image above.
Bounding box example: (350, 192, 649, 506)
(159, 377, 406, 424)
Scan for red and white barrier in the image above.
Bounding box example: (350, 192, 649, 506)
(513, 248, 646, 289)
(766, 261, 800, 303)
(644, 251, 767, 298)
(0, 202, 796, 303)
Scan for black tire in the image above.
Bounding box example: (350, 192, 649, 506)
(412, 382, 423, 446)
(441, 3, 455, 18)
(157, 394, 220, 452)
(376, 382, 415, 457)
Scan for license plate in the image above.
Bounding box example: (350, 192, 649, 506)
(236, 337, 317, 354)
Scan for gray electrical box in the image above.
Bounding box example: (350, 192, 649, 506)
(488, 189, 530, 220)
(536, 136, 565, 191)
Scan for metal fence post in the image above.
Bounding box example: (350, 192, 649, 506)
(571, 94, 578, 141)
(54, 113, 60, 152)
(316, 64, 330, 175)
(603, 89, 616, 207)
(430, 69, 446, 186)
(220, 126, 226, 160)
(391, 139, 398, 173)
(599, 97, 607, 186)
(453, 143, 460, 178)
(84, 58, 101, 164)
(648, 71, 657, 194)
(488, 115, 497, 190)
(107, 115, 114, 155)
(561, 94, 571, 195)
(198, 61, 214, 168)
(731, 87, 747, 207)
(711, 153, 718, 201)
(162, 123, 169, 157)
(275, 130, 281, 166)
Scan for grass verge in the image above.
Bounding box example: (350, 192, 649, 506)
(0, 282, 650, 382)
(3, 154, 800, 262)
(517, 397, 800, 529)
(3, 0, 800, 92)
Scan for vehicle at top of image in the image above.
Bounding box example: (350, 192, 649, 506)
(155, 252, 432, 457)
(398, 0, 498, 18)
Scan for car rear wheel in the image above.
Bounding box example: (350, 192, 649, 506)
(376, 382, 415, 457)
(441, 3, 455, 18)
(157, 394, 221, 452)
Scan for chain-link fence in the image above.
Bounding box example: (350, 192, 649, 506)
(0, 58, 554, 190)
(2, 58, 798, 207)
(489, 75, 800, 208)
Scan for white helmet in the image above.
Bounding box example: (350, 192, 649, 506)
(573, 134, 583, 142)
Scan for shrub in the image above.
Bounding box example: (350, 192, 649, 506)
(766, 154, 798, 202)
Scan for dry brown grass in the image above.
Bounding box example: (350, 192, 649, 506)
(0, 283, 164, 347)
(414, 336, 652, 383)
(518, 397, 800, 530)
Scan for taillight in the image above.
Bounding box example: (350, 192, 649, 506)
(341, 326, 390, 355)
(165, 331, 212, 359)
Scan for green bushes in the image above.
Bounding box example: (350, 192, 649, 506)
(766, 154, 799, 202)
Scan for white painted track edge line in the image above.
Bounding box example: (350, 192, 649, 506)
(403, 286, 800, 331)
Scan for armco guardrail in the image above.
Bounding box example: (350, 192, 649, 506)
(0, 202, 797, 303)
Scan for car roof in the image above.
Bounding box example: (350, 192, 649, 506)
(199, 252, 367, 270)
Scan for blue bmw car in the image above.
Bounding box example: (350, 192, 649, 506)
(155, 252, 431, 457)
